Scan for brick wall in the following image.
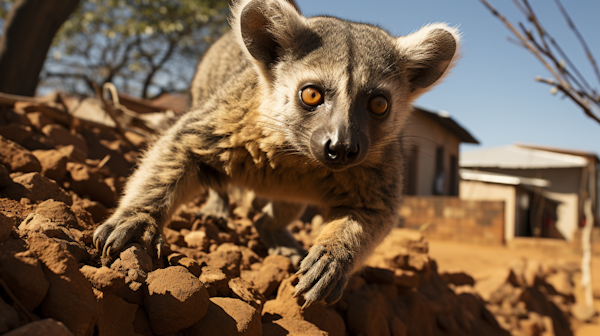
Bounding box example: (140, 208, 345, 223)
(399, 196, 505, 245)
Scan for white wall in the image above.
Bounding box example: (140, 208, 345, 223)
(544, 191, 579, 241)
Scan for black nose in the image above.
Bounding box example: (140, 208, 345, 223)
(309, 125, 369, 170)
(325, 139, 360, 164)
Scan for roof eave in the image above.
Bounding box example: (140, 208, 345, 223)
(413, 106, 479, 144)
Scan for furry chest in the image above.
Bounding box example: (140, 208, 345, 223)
(223, 151, 396, 210)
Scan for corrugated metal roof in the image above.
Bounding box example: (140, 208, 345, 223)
(516, 143, 599, 164)
(460, 145, 588, 169)
(460, 169, 550, 187)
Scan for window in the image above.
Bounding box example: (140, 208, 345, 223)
(433, 146, 445, 195)
(403, 145, 419, 195)
(449, 155, 458, 196)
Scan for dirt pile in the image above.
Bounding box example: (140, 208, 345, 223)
(0, 93, 578, 335)
(469, 259, 579, 336)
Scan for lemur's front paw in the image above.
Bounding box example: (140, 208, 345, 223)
(93, 211, 165, 263)
(294, 244, 352, 308)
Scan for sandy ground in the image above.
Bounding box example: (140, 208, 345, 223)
(427, 238, 600, 336)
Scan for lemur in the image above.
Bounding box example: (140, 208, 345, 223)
(93, 0, 460, 307)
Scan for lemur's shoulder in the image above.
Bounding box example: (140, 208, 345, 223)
(191, 30, 253, 109)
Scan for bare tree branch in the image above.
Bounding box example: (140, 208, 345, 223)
(536, 77, 600, 124)
(547, 37, 594, 95)
(45, 70, 95, 93)
(479, 0, 600, 125)
(37, 0, 229, 98)
(479, 0, 566, 87)
(105, 40, 136, 84)
(554, 0, 600, 86)
(139, 37, 178, 99)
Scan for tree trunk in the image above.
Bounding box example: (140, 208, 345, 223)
(581, 197, 595, 318)
(0, 0, 80, 96)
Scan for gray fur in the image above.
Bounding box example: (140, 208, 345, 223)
(94, 0, 460, 307)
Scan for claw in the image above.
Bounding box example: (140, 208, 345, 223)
(103, 245, 112, 259)
(93, 212, 162, 264)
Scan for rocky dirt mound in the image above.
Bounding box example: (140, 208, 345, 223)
(471, 258, 580, 336)
(0, 94, 578, 335)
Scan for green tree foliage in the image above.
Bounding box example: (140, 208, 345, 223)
(41, 0, 229, 98)
(0, 1, 11, 19)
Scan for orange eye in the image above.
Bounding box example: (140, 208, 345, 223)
(369, 96, 388, 116)
(301, 86, 323, 106)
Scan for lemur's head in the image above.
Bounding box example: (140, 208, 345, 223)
(232, 0, 460, 171)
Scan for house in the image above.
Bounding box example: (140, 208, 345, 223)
(459, 169, 560, 242)
(402, 106, 479, 196)
(460, 144, 599, 241)
(397, 108, 514, 245)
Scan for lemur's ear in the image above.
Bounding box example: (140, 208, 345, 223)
(396, 24, 461, 97)
(232, 0, 308, 80)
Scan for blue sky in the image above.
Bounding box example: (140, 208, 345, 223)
(296, 0, 600, 156)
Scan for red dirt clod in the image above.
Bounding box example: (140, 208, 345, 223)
(144, 266, 210, 335)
